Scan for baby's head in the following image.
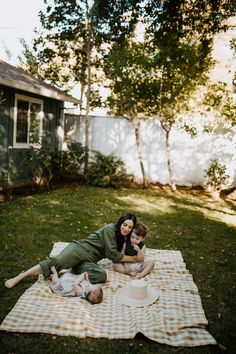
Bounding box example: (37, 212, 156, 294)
(130, 222, 148, 244)
(86, 286, 103, 304)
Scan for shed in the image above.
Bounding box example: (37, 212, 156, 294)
(0, 59, 80, 188)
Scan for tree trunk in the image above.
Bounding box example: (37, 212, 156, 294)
(79, 84, 85, 115)
(84, 2, 91, 175)
(164, 128, 176, 191)
(134, 119, 148, 187)
(84, 116, 90, 174)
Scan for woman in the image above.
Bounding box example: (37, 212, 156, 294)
(5, 212, 137, 288)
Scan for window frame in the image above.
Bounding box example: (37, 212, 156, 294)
(13, 94, 44, 148)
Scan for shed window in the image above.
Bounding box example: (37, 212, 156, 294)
(13, 94, 43, 148)
(16, 100, 28, 143)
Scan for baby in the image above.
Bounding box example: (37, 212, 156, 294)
(113, 222, 154, 279)
(50, 266, 103, 304)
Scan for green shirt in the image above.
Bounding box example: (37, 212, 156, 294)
(73, 223, 123, 263)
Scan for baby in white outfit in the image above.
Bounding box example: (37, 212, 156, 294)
(50, 266, 103, 304)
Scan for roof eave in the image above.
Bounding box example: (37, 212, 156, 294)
(0, 77, 80, 105)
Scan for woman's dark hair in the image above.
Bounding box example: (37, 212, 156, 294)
(115, 212, 137, 251)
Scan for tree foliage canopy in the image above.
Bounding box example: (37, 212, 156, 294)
(18, 0, 236, 188)
(20, 0, 236, 120)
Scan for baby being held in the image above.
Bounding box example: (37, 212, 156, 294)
(113, 222, 154, 279)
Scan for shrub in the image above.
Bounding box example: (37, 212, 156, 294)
(85, 151, 129, 188)
(21, 140, 86, 190)
(204, 159, 230, 191)
(60, 141, 86, 178)
(22, 146, 59, 190)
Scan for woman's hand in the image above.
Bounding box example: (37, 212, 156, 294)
(131, 255, 138, 262)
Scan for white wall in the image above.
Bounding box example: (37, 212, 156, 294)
(64, 114, 236, 187)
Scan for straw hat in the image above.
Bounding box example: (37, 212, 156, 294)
(116, 279, 159, 307)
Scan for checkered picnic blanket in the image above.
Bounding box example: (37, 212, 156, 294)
(0, 242, 216, 347)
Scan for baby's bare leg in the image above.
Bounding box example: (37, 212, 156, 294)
(50, 266, 60, 285)
(134, 261, 154, 279)
(5, 264, 42, 289)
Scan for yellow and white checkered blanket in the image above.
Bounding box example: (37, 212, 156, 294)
(0, 242, 216, 347)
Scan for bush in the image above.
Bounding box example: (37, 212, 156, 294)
(22, 146, 59, 190)
(21, 141, 86, 189)
(21, 140, 129, 190)
(85, 151, 129, 188)
(60, 141, 86, 178)
(204, 159, 230, 191)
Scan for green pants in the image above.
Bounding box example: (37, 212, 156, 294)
(39, 241, 107, 284)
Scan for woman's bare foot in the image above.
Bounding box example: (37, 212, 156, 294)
(5, 275, 22, 289)
(5, 264, 43, 289)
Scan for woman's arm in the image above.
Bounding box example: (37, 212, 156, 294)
(120, 242, 135, 263)
(100, 224, 124, 263)
(121, 255, 138, 262)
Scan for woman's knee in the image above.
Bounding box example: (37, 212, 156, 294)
(83, 267, 107, 284)
(73, 262, 107, 284)
(92, 268, 107, 283)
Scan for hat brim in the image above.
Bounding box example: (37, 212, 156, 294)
(116, 285, 159, 307)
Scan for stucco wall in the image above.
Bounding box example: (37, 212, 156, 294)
(64, 114, 236, 187)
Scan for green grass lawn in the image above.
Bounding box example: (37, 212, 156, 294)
(0, 185, 235, 354)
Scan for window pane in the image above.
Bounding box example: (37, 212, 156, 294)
(16, 100, 29, 143)
(29, 102, 41, 144)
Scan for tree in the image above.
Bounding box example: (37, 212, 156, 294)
(98, 0, 236, 190)
(0, 91, 6, 183)
(149, 37, 214, 190)
(103, 40, 157, 187)
(101, 10, 214, 189)
(202, 82, 236, 128)
(19, 0, 103, 172)
(231, 37, 236, 92)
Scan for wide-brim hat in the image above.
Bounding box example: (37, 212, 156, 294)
(116, 279, 159, 307)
